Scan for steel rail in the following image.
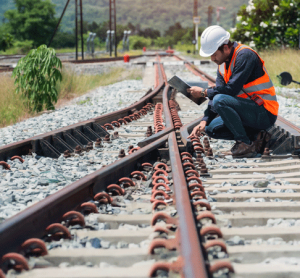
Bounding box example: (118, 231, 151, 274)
(168, 131, 209, 278)
(155, 56, 165, 86)
(176, 55, 300, 153)
(159, 61, 174, 129)
(0, 80, 165, 161)
(0, 67, 13, 73)
(0, 134, 169, 258)
(139, 68, 175, 147)
(277, 115, 300, 133)
(65, 54, 154, 64)
(0, 54, 164, 74)
(173, 54, 216, 85)
(140, 63, 175, 147)
(180, 117, 202, 152)
(138, 127, 173, 147)
(162, 84, 173, 129)
(0, 55, 211, 278)
(0, 56, 166, 256)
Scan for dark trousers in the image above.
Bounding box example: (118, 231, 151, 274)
(205, 94, 277, 144)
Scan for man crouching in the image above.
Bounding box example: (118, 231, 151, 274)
(187, 25, 278, 158)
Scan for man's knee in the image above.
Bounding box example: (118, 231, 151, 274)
(204, 126, 214, 138)
(212, 94, 229, 111)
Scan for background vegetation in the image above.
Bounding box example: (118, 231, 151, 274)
(1, 0, 247, 33)
(13, 45, 62, 112)
(0, 0, 247, 52)
(0, 0, 300, 128)
(232, 0, 300, 49)
(0, 66, 143, 127)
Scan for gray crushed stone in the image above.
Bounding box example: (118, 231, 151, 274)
(0, 80, 153, 223)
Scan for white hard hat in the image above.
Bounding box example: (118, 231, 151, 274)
(200, 25, 230, 57)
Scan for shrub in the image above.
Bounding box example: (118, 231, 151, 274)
(153, 36, 174, 48)
(0, 32, 14, 52)
(129, 35, 152, 50)
(232, 0, 300, 50)
(13, 45, 62, 112)
(13, 40, 33, 54)
(51, 32, 75, 49)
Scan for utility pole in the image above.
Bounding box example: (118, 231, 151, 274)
(193, 0, 200, 53)
(75, 0, 84, 60)
(109, 0, 117, 57)
(194, 0, 198, 51)
(48, 0, 84, 61)
(48, 0, 71, 47)
(80, 0, 84, 60)
(75, 0, 78, 60)
(207, 6, 214, 27)
(194, 0, 198, 18)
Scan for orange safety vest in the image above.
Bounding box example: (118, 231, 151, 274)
(218, 43, 278, 116)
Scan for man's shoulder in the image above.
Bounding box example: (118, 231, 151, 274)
(236, 46, 258, 57)
(236, 47, 259, 62)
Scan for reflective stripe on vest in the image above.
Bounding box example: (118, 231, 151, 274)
(218, 43, 278, 115)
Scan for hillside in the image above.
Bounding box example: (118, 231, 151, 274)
(0, 0, 248, 34)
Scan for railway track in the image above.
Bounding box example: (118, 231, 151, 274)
(173, 55, 300, 277)
(0, 53, 300, 278)
(0, 53, 159, 73)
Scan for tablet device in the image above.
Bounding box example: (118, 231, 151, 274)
(168, 75, 207, 105)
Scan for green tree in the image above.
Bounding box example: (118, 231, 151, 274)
(232, 0, 300, 49)
(51, 32, 76, 49)
(139, 28, 160, 39)
(13, 45, 62, 112)
(4, 0, 58, 47)
(129, 35, 151, 49)
(0, 31, 14, 52)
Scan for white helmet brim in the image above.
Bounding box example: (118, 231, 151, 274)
(199, 48, 215, 57)
(199, 29, 230, 57)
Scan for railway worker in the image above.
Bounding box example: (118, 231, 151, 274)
(187, 25, 278, 158)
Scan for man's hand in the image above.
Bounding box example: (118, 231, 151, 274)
(187, 121, 207, 139)
(187, 86, 206, 99)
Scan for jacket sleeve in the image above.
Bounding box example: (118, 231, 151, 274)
(201, 66, 224, 123)
(201, 99, 218, 125)
(206, 50, 258, 100)
(206, 67, 225, 98)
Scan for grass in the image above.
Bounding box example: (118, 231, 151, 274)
(0, 75, 30, 127)
(260, 49, 300, 89)
(1, 47, 297, 128)
(0, 66, 143, 128)
(177, 44, 300, 89)
(174, 40, 210, 60)
(56, 66, 143, 102)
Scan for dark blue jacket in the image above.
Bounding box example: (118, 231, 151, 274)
(201, 42, 276, 124)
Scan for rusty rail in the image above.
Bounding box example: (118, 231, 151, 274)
(0, 54, 212, 278)
(168, 132, 208, 278)
(0, 78, 164, 161)
(0, 134, 169, 258)
(176, 55, 300, 155)
(173, 55, 216, 86)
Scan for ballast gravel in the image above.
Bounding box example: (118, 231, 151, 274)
(0, 80, 145, 146)
(164, 63, 300, 267)
(227, 236, 300, 246)
(2, 58, 300, 272)
(0, 80, 151, 223)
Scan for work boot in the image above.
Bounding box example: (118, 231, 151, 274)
(231, 141, 257, 158)
(220, 141, 240, 156)
(253, 130, 272, 154)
